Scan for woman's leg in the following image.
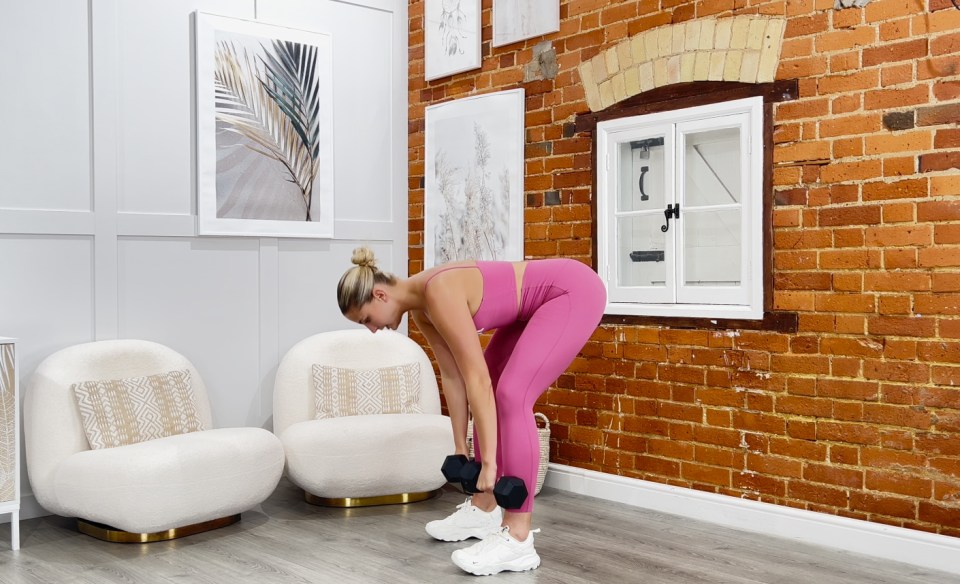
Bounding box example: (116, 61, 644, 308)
(494, 284, 605, 540)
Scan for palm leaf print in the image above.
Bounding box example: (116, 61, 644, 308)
(213, 38, 321, 221)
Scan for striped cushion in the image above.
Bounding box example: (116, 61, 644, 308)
(312, 363, 422, 419)
(72, 369, 205, 449)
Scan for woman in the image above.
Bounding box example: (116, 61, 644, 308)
(337, 247, 606, 576)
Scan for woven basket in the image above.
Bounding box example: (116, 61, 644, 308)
(466, 412, 550, 496)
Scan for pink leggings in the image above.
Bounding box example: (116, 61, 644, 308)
(472, 259, 605, 513)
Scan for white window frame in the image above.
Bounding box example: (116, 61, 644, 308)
(596, 96, 764, 320)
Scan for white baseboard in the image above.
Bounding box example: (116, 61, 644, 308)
(544, 463, 960, 576)
(18, 494, 46, 521)
(0, 494, 47, 525)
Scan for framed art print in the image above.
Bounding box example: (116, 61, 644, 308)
(195, 12, 335, 237)
(424, 0, 481, 81)
(424, 89, 525, 268)
(492, 0, 560, 48)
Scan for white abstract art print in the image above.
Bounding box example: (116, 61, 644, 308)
(493, 0, 560, 48)
(196, 13, 335, 237)
(425, 0, 481, 81)
(425, 89, 525, 268)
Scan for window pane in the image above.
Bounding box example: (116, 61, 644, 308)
(618, 214, 667, 287)
(618, 136, 666, 213)
(683, 209, 740, 287)
(684, 127, 740, 207)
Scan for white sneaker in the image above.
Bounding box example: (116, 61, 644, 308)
(451, 526, 541, 576)
(425, 497, 503, 542)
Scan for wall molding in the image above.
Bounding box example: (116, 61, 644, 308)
(544, 463, 960, 576)
(0, 210, 95, 235)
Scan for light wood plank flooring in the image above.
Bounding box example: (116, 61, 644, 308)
(0, 479, 956, 583)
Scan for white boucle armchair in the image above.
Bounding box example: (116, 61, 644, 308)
(274, 329, 453, 506)
(24, 340, 285, 542)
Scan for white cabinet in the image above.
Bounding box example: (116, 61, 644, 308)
(0, 338, 19, 550)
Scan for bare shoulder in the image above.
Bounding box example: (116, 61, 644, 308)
(422, 263, 479, 294)
(425, 266, 483, 319)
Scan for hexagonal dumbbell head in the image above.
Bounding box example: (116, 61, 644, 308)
(459, 460, 482, 494)
(493, 476, 528, 509)
(441, 454, 468, 483)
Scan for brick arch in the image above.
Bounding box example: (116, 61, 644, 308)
(577, 15, 787, 112)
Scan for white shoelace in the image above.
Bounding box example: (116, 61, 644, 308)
(473, 526, 541, 553)
(470, 527, 511, 555)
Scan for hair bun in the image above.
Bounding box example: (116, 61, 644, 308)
(351, 247, 377, 269)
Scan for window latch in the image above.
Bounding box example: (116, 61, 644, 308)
(661, 203, 680, 232)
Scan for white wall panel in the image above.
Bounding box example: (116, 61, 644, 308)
(117, 237, 261, 428)
(113, 0, 254, 215)
(258, 0, 396, 223)
(277, 240, 397, 356)
(0, 237, 95, 376)
(0, 1, 91, 211)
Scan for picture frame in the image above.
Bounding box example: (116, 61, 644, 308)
(424, 89, 526, 268)
(424, 0, 481, 81)
(492, 0, 560, 48)
(195, 12, 335, 238)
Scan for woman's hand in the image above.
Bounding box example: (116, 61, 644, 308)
(477, 463, 498, 493)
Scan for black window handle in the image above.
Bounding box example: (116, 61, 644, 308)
(661, 203, 679, 232)
(639, 166, 649, 201)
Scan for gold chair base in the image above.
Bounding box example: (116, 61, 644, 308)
(304, 489, 441, 508)
(76, 514, 241, 543)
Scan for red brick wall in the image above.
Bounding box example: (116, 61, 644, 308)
(408, 0, 960, 536)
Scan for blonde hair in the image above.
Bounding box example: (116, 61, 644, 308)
(337, 247, 397, 314)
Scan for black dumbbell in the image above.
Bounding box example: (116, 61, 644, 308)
(467, 472, 528, 509)
(493, 476, 528, 509)
(441, 454, 470, 484)
(464, 469, 529, 510)
(441, 455, 529, 509)
(441, 454, 482, 491)
(460, 462, 482, 493)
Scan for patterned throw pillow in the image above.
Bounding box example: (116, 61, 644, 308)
(72, 369, 205, 449)
(312, 362, 423, 419)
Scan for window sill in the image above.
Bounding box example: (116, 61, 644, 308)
(601, 311, 798, 332)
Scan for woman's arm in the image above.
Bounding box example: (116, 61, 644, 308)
(412, 310, 471, 455)
(423, 285, 499, 493)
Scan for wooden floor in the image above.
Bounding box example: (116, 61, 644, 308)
(0, 479, 957, 584)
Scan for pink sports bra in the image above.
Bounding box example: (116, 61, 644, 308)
(423, 262, 519, 332)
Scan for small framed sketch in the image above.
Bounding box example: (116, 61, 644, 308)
(425, 89, 526, 268)
(195, 12, 335, 238)
(493, 0, 560, 48)
(424, 0, 481, 81)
